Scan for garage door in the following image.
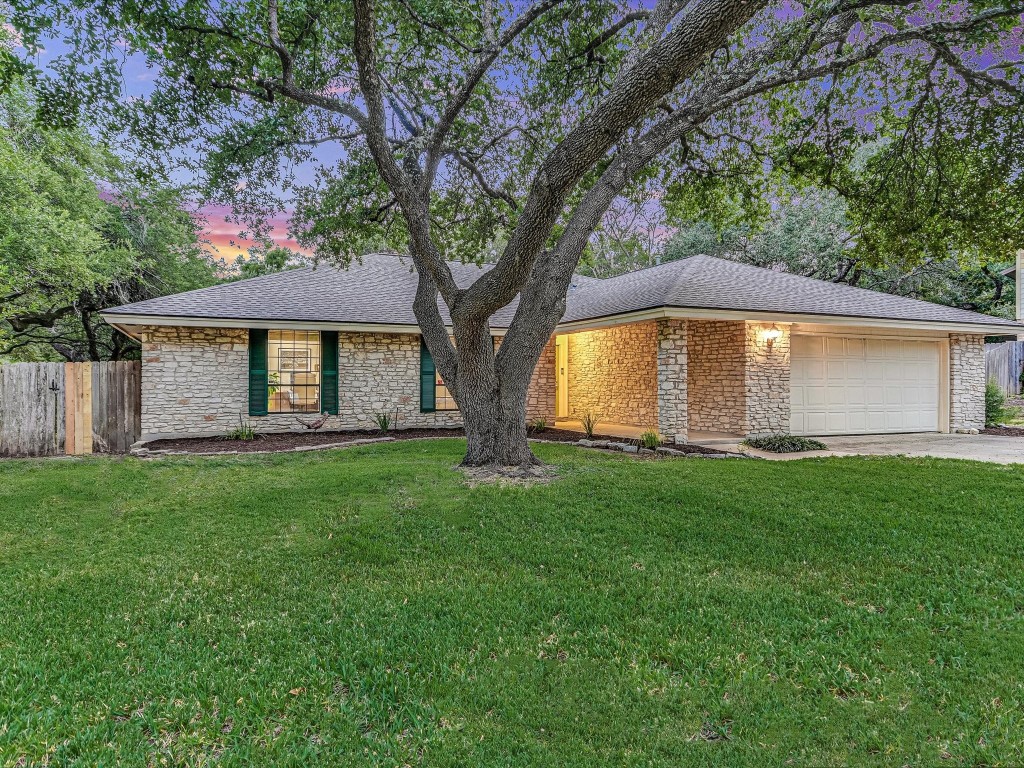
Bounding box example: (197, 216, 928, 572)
(790, 335, 940, 435)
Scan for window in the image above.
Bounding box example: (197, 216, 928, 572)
(434, 368, 458, 411)
(420, 336, 497, 412)
(268, 330, 321, 413)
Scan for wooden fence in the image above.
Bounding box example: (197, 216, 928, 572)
(0, 361, 141, 458)
(985, 341, 1024, 397)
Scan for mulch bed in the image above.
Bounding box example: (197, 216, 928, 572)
(981, 426, 1024, 437)
(145, 428, 461, 454)
(143, 426, 728, 456)
(530, 428, 727, 455)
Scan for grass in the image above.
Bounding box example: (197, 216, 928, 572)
(1, 441, 1023, 766)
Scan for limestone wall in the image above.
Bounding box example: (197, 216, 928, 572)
(566, 322, 658, 427)
(138, 326, 554, 439)
(526, 339, 557, 424)
(743, 322, 791, 436)
(687, 320, 746, 433)
(656, 319, 688, 442)
(949, 334, 986, 432)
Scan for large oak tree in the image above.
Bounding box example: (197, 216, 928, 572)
(10, 0, 1023, 466)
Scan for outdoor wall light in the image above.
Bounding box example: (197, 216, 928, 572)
(763, 326, 782, 352)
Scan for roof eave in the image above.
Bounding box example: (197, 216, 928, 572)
(101, 305, 1021, 339)
(99, 312, 509, 335)
(555, 306, 1022, 336)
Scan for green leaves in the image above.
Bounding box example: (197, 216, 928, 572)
(0, 81, 217, 361)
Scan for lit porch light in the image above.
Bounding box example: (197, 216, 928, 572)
(762, 325, 783, 352)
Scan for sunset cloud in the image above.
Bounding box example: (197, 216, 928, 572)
(198, 204, 308, 261)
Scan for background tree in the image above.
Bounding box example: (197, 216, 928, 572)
(0, 82, 218, 362)
(232, 244, 307, 280)
(664, 189, 1016, 316)
(10, 0, 1023, 467)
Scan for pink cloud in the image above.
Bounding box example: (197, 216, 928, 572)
(198, 204, 308, 259)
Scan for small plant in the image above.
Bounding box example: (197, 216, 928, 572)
(639, 429, 662, 450)
(372, 407, 399, 433)
(579, 411, 599, 439)
(742, 433, 827, 453)
(529, 418, 548, 433)
(985, 379, 1012, 426)
(224, 414, 258, 441)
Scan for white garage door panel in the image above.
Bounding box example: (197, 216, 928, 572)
(790, 335, 940, 436)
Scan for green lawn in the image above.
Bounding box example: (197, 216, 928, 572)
(2, 442, 1023, 767)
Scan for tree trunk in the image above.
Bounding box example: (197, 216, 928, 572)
(459, 379, 538, 467)
(450, 315, 541, 468)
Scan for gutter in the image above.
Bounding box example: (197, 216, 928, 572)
(101, 305, 1023, 339)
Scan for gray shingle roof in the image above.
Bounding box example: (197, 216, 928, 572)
(104, 254, 519, 327)
(103, 252, 1020, 331)
(561, 255, 1021, 328)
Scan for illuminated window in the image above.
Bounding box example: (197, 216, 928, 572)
(434, 371, 458, 410)
(268, 330, 321, 413)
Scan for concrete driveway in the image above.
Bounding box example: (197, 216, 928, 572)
(724, 433, 1024, 464)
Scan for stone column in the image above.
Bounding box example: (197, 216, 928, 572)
(949, 334, 986, 432)
(743, 322, 791, 437)
(656, 318, 688, 443)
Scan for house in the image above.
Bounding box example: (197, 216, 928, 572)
(101, 253, 1022, 443)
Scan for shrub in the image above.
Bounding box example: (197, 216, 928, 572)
(373, 409, 398, 433)
(742, 433, 827, 453)
(579, 411, 599, 439)
(529, 418, 547, 433)
(985, 379, 1011, 426)
(224, 415, 258, 441)
(639, 429, 662, 450)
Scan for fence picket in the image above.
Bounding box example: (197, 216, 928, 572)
(985, 341, 1024, 396)
(0, 361, 140, 457)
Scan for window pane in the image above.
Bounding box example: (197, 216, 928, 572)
(268, 330, 322, 413)
(434, 336, 459, 410)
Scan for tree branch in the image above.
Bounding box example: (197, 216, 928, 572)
(423, 0, 565, 182)
(451, 151, 519, 210)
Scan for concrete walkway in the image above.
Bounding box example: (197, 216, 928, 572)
(722, 433, 1024, 464)
(554, 420, 1024, 464)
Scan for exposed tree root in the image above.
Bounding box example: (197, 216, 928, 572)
(459, 461, 558, 487)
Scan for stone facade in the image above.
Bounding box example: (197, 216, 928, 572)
(565, 322, 659, 427)
(682, 320, 790, 436)
(949, 334, 986, 432)
(138, 321, 986, 442)
(526, 339, 557, 424)
(687, 320, 746, 433)
(656, 319, 688, 442)
(743, 322, 791, 436)
(138, 326, 554, 439)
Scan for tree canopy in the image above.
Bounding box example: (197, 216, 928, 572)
(7, 0, 1023, 464)
(0, 82, 218, 361)
(662, 189, 1017, 317)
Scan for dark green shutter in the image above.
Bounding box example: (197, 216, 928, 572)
(420, 338, 436, 412)
(248, 329, 268, 416)
(320, 331, 339, 415)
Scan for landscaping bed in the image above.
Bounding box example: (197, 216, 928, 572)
(982, 425, 1024, 437)
(143, 427, 464, 454)
(142, 426, 730, 456)
(530, 427, 727, 455)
